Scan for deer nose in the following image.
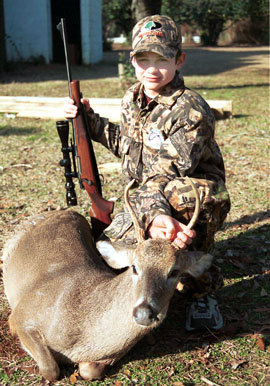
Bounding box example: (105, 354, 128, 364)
(133, 301, 159, 326)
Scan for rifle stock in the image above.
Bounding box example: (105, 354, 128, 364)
(57, 18, 113, 240)
(70, 80, 113, 236)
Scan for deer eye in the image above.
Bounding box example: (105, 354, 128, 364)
(168, 269, 180, 279)
(132, 265, 138, 275)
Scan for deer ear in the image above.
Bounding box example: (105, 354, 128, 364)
(177, 251, 213, 278)
(96, 240, 135, 269)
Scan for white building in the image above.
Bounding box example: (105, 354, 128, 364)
(3, 0, 103, 64)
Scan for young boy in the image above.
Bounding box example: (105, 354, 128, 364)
(63, 15, 230, 331)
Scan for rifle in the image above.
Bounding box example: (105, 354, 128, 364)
(56, 18, 113, 240)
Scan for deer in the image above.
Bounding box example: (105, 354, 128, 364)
(2, 178, 213, 381)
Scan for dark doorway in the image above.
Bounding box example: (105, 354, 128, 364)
(51, 0, 81, 64)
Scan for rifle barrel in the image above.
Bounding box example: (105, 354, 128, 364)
(57, 18, 72, 95)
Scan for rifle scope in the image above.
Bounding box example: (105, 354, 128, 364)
(56, 120, 78, 207)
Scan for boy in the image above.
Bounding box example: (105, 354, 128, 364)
(63, 15, 230, 331)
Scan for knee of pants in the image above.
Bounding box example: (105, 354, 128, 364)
(164, 176, 216, 212)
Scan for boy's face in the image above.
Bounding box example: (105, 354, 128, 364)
(131, 51, 185, 98)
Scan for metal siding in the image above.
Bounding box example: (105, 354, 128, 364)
(81, 0, 103, 64)
(4, 0, 52, 63)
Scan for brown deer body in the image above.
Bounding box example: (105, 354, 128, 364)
(2, 180, 213, 381)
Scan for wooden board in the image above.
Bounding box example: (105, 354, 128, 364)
(0, 96, 232, 121)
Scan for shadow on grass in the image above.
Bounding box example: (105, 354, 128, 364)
(215, 220, 270, 279)
(193, 82, 269, 91)
(0, 48, 268, 84)
(182, 48, 269, 77)
(232, 114, 252, 119)
(224, 209, 270, 228)
(0, 127, 40, 136)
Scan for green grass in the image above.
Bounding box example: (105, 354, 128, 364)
(0, 47, 269, 385)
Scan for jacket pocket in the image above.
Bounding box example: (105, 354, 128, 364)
(121, 136, 143, 181)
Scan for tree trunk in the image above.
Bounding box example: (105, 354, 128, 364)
(131, 0, 162, 22)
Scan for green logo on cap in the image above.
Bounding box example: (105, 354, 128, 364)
(143, 21, 162, 32)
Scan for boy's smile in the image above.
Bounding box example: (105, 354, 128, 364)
(131, 51, 185, 98)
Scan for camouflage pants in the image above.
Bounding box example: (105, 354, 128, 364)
(103, 176, 230, 298)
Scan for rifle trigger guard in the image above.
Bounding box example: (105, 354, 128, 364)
(81, 178, 94, 186)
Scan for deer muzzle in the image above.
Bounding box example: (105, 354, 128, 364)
(132, 300, 159, 326)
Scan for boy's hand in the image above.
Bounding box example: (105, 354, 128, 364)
(147, 214, 196, 249)
(63, 96, 90, 119)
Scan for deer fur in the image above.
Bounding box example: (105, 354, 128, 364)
(2, 179, 213, 381)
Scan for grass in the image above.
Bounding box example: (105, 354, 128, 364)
(0, 46, 270, 385)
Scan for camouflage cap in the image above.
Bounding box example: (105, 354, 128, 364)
(131, 15, 182, 59)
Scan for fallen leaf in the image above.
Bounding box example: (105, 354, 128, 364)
(256, 337, 265, 351)
(172, 382, 184, 386)
(201, 375, 222, 386)
(230, 260, 245, 269)
(253, 280, 260, 290)
(3, 163, 33, 171)
(231, 359, 248, 370)
(258, 325, 270, 334)
(221, 320, 244, 336)
(254, 307, 270, 312)
(20, 365, 39, 374)
(209, 364, 226, 375)
(146, 333, 156, 345)
(260, 287, 268, 297)
(167, 366, 175, 377)
(69, 372, 79, 384)
(114, 381, 123, 386)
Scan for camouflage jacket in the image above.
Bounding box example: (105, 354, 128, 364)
(87, 72, 229, 233)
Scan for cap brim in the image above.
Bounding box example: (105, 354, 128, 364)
(131, 43, 177, 59)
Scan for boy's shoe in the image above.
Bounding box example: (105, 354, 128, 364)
(185, 295, 223, 332)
